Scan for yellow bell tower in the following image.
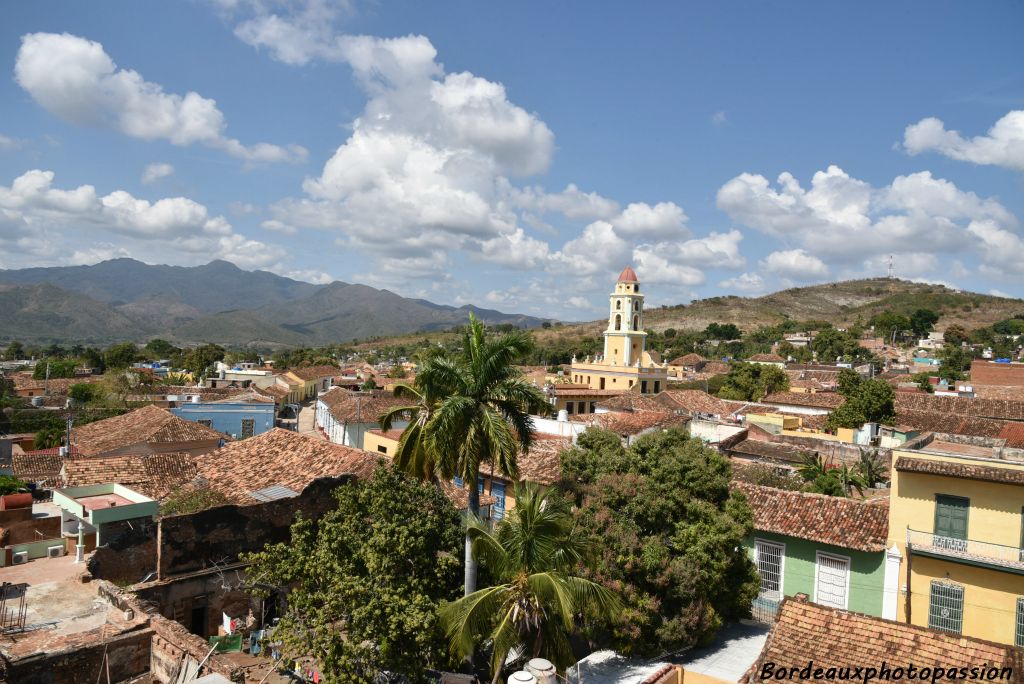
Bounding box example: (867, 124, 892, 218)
(603, 265, 646, 367)
(569, 266, 668, 395)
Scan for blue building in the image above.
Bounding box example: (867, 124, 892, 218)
(171, 399, 276, 439)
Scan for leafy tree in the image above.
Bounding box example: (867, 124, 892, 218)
(161, 372, 191, 386)
(664, 328, 677, 339)
(857, 448, 888, 487)
(0, 475, 27, 495)
(565, 428, 759, 657)
(809, 327, 872, 364)
(808, 471, 847, 496)
(160, 486, 230, 516)
(836, 368, 863, 397)
(909, 309, 940, 338)
(176, 344, 225, 379)
(380, 314, 550, 597)
(717, 362, 789, 401)
(942, 324, 969, 347)
(68, 383, 102, 403)
(144, 338, 180, 359)
(4, 341, 25, 360)
(869, 312, 910, 343)
(442, 484, 618, 677)
(104, 342, 140, 369)
(796, 453, 829, 482)
(32, 358, 78, 379)
(910, 372, 935, 393)
(387, 365, 407, 379)
(704, 322, 742, 341)
(242, 467, 463, 681)
(81, 347, 105, 372)
(938, 343, 972, 382)
(825, 379, 896, 430)
(34, 425, 64, 449)
(360, 377, 379, 391)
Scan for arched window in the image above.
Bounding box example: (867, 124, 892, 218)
(632, 314, 639, 330)
(616, 299, 621, 310)
(633, 300, 639, 311)
(614, 314, 621, 331)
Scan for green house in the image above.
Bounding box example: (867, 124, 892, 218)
(736, 483, 896, 621)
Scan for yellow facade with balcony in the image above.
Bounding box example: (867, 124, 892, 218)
(886, 438, 1024, 646)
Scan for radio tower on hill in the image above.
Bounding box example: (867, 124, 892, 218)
(887, 255, 894, 280)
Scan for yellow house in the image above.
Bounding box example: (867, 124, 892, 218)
(886, 436, 1024, 646)
(570, 266, 669, 395)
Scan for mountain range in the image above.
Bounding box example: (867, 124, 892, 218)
(0, 259, 549, 346)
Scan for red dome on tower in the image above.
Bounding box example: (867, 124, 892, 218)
(617, 266, 638, 283)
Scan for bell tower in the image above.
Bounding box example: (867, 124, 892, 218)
(603, 266, 646, 366)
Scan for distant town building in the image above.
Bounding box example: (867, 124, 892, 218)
(569, 266, 669, 395)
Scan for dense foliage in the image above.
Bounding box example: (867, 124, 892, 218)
(32, 357, 78, 379)
(442, 484, 618, 675)
(826, 378, 896, 430)
(0, 475, 27, 495)
(717, 362, 789, 401)
(560, 428, 758, 656)
(243, 467, 463, 682)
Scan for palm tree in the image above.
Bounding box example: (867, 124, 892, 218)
(856, 447, 888, 487)
(833, 463, 868, 497)
(796, 452, 828, 482)
(380, 313, 551, 595)
(440, 484, 619, 681)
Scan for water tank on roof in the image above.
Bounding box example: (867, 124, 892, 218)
(557, 409, 568, 422)
(508, 673, 537, 684)
(525, 659, 556, 683)
(191, 395, 201, 404)
(30, 396, 44, 407)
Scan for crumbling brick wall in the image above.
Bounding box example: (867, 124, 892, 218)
(157, 476, 350, 577)
(88, 518, 159, 585)
(0, 625, 152, 684)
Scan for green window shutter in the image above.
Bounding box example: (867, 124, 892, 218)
(934, 495, 969, 541)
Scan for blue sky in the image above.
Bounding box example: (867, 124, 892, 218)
(1, 1, 1023, 319)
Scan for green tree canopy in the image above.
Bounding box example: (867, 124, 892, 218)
(68, 382, 102, 403)
(144, 338, 180, 359)
(32, 357, 78, 379)
(836, 368, 863, 397)
(825, 378, 896, 430)
(703, 322, 742, 341)
(380, 313, 550, 597)
(104, 342, 140, 369)
(243, 467, 463, 681)
(441, 484, 618, 676)
(3, 341, 25, 361)
(869, 312, 910, 342)
(909, 309, 940, 338)
(563, 427, 759, 657)
(717, 362, 789, 401)
(175, 344, 225, 379)
(0, 475, 27, 496)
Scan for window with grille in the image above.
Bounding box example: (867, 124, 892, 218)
(814, 552, 850, 609)
(1016, 598, 1024, 648)
(491, 482, 506, 521)
(241, 418, 255, 438)
(928, 581, 964, 634)
(755, 540, 784, 600)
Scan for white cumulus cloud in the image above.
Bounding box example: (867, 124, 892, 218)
(141, 162, 174, 185)
(903, 111, 1024, 171)
(15, 32, 306, 164)
(760, 249, 829, 280)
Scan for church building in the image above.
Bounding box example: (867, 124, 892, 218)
(569, 266, 669, 395)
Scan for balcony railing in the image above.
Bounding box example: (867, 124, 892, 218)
(907, 528, 1024, 572)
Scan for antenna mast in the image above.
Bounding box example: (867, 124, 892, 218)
(887, 255, 894, 280)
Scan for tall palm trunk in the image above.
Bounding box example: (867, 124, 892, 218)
(465, 478, 479, 596)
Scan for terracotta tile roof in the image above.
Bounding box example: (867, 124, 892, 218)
(12, 452, 64, 487)
(894, 455, 1024, 486)
(260, 384, 291, 399)
(9, 373, 101, 394)
(287, 364, 339, 381)
(438, 478, 497, 510)
(735, 483, 889, 552)
(971, 384, 1024, 400)
(485, 434, 570, 486)
(319, 388, 409, 424)
(762, 391, 845, 409)
(700, 361, 731, 375)
(748, 353, 785, 363)
(654, 389, 731, 415)
(597, 393, 665, 413)
(893, 393, 1024, 421)
(784, 369, 839, 383)
(998, 422, 1024, 449)
(895, 409, 1006, 440)
(70, 405, 225, 456)
(204, 389, 276, 404)
(193, 428, 382, 505)
(617, 265, 638, 283)
(743, 595, 1022, 682)
(728, 439, 815, 465)
(61, 452, 198, 500)
(668, 353, 706, 367)
(577, 409, 687, 436)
